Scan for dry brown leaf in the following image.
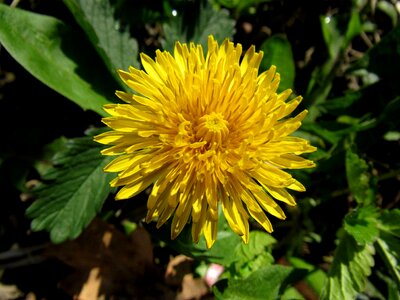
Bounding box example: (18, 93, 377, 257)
(177, 274, 209, 300)
(44, 218, 173, 299)
(0, 283, 22, 300)
(75, 267, 102, 300)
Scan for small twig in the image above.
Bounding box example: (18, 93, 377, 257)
(10, 0, 21, 8)
(360, 32, 374, 48)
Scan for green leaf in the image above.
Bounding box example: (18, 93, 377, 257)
(301, 120, 375, 146)
(213, 265, 296, 300)
(378, 209, 400, 237)
(344, 206, 379, 245)
(162, 1, 235, 52)
(376, 1, 398, 27)
(320, 11, 362, 58)
(212, 0, 274, 12)
(145, 210, 242, 266)
(320, 15, 342, 58)
(320, 233, 375, 300)
(288, 257, 328, 295)
(376, 209, 400, 289)
(63, 0, 139, 86)
(345, 148, 376, 205)
(0, 4, 116, 116)
(259, 34, 295, 92)
(388, 278, 400, 300)
(344, 11, 362, 46)
(26, 131, 114, 243)
(305, 12, 362, 121)
(375, 238, 400, 290)
(384, 131, 400, 141)
(281, 287, 305, 300)
(147, 212, 276, 269)
(231, 231, 276, 277)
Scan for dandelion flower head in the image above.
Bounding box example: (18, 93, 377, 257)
(95, 35, 316, 248)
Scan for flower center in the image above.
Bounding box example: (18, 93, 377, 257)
(195, 112, 229, 146)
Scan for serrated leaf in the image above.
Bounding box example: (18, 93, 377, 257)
(376, 209, 400, 289)
(376, 238, 400, 290)
(192, 3, 235, 48)
(232, 231, 276, 277)
(26, 133, 114, 243)
(162, 1, 235, 52)
(0, 4, 116, 116)
(344, 206, 379, 245)
(213, 265, 296, 300)
(378, 209, 400, 237)
(63, 0, 139, 86)
(321, 233, 375, 300)
(345, 148, 376, 205)
(259, 34, 295, 92)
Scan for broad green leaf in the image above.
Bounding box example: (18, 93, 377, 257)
(345, 148, 376, 205)
(259, 34, 295, 92)
(162, 1, 235, 52)
(0, 4, 116, 116)
(26, 131, 114, 243)
(320, 233, 375, 300)
(231, 231, 276, 277)
(213, 265, 296, 300)
(63, 0, 139, 86)
(344, 206, 379, 244)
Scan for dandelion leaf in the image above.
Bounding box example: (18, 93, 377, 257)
(344, 206, 379, 245)
(345, 148, 376, 205)
(321, 233, 375, 300)
(63, 0, 139, 87)
(376, 209, 400, 290)
(26, 131, 114, 243)
(0, 3, 115, 116)
(162, 1, 235, 51)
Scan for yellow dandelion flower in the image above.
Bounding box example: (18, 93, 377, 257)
(95, 35, 316, 248)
